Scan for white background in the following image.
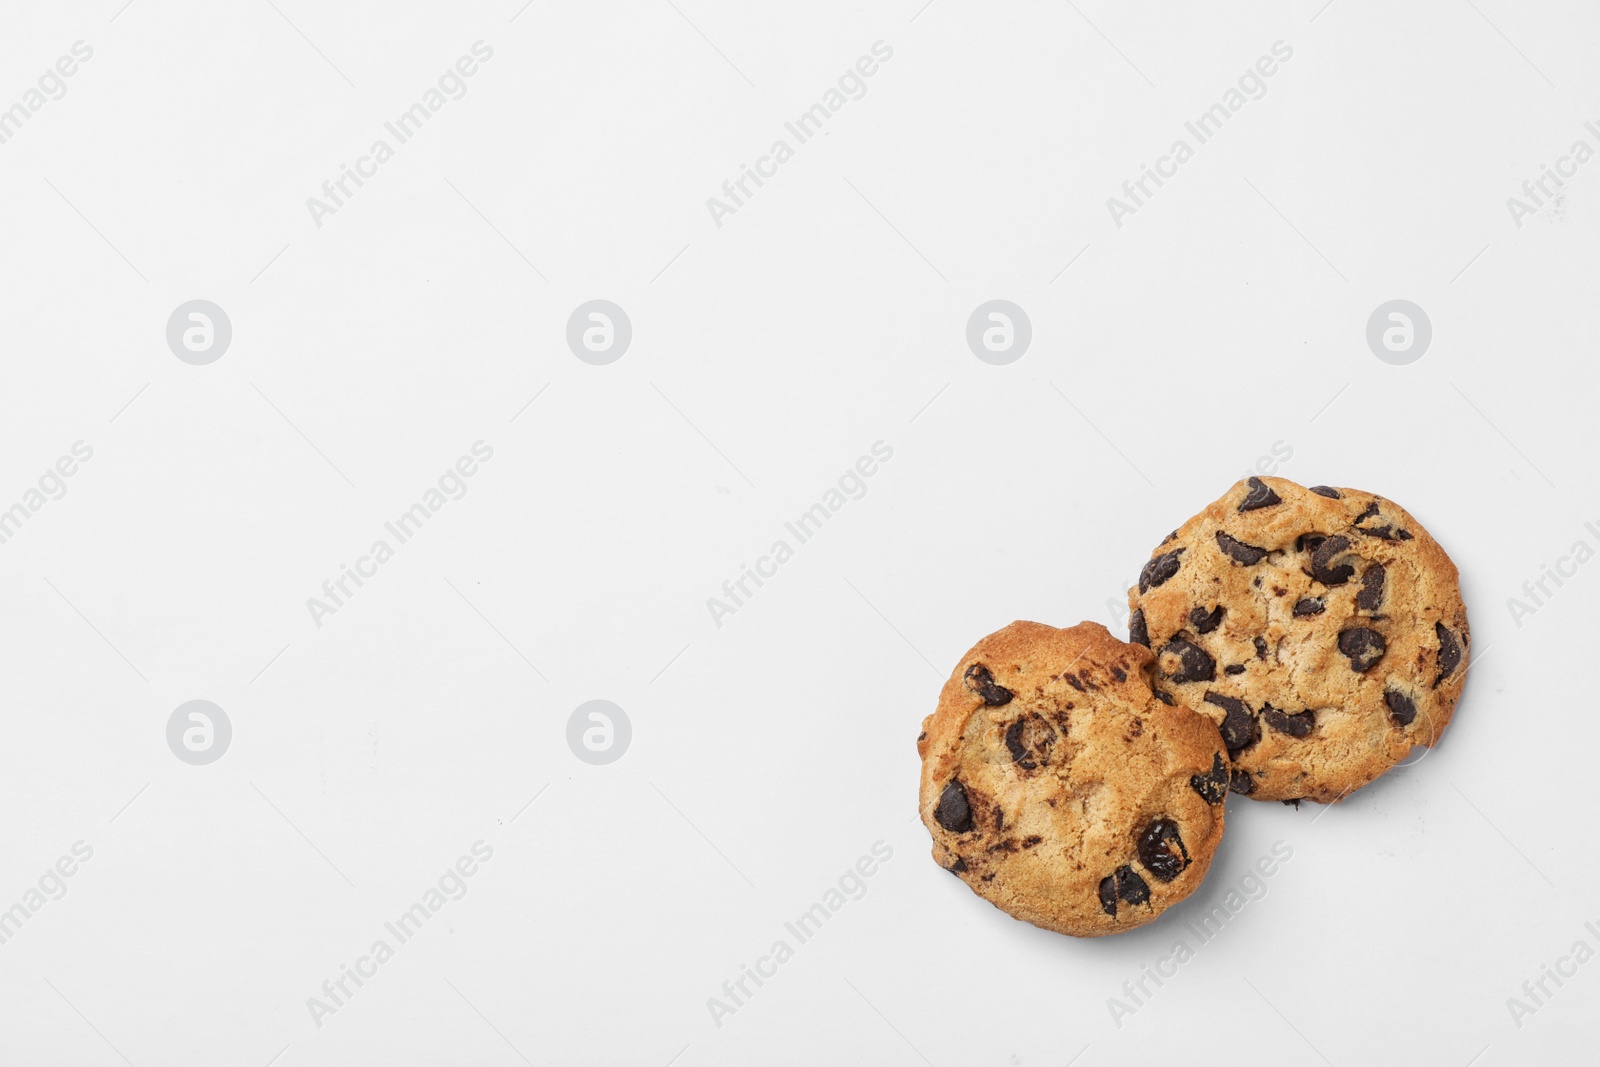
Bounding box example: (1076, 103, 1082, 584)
(0, 0, 1596, 1064)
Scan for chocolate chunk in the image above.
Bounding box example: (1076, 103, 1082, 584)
(1138, 818, 1191, 882)
(1097, 874, 1117, 915)
(1216, 531, 1269, 565)
(1162, 637, 1216, 683)
(1297, 532, 1326, 554)
(1129, 608, 1149, 647)
(1022, 835, 1042, 848)
(1152, 688, 1175, 706)
(917, 731, 926, 742)
(1099, 865, 1151, 914)
(1189, 605, 1225, 634)
(1241, 476, 1280, 511)
(1139, 549, 1184, 593)
(964, 663, 1013, 706)
(1205, 691, 1259, 755)
(1293, 597, 1325, 617)
(934, 780, 973, 833)
(1434, 623, 1462, 686)
(1253, 636, 1268, 659)
(1310, 535, 1355, 586)
(1003, 722, 1027, 765)
(1337, 627, 1387, 672)
(949, 857, 967, 873)
(1003, 713, 1058, 771)
(1189, 753, 1229, 805)
(1262, 704, 1315, 737)
(1229, 769, 1255, 795)
(1224, 664, 1245, 675)
(1356, 563, 1386, 612)
(1282, 799, 1302, 809)
(1349, 501, 1405, 540)
(1239, 476, 1282, 511)
(1309, 485, 1341, 498)
(1385, 689, 1417, 726)
(1111, 665, 1127, 682)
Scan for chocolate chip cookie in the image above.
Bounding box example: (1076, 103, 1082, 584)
(1126, 477, 1469, 803)
(917, 621, 1227, 937)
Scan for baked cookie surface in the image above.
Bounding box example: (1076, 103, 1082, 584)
(1126, 476, 1469, 803)
(917, 621, 1227, 938)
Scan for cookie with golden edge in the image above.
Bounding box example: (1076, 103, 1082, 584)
(917, 621, 1228, 938)
(1126, 476, 1469, 803)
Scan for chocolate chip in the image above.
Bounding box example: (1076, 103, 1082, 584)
(1297, 532, 1326, 554)
(1254, 636, 1268, 659)
(1434, 623, 1462, 686)
(1310, 535, 1355, 586)
(1129, 608, 1149, 647)
(1138, 818, 1191, 882)
(1309, 485, 1341, 498)
(1239, 477, 1282, 511)
(1282, 799, 1302, 809)
(917, 731, 927, 742)
(934, 780, 974, 833)
(1293, 597, 1325, 617)
(964, 663, 1013, 706)
(1356, 563, 1386, 612)
(1224, 664, 1245, 675)
(1385, 689, 1416, 726)
(1099, 865, 1151, 916)
(1216, 531, 1269, 565)
(1111, 665, 1127, 682)
(1189, 605, 1225, 634)
(1262, 704, 1315, 737)
(949, 857, 967, 873)
(994, 809, 1003, 831)
(1229, 769, 1255, 795)
(1022, 835, 1042, 848)
(1205, 691, 1259, 755)
(1162, 637, 1216, 683)
(1338, 627, 1387, 672)
(1152, 688, 1175, 706)
(1004, 713, 1058, 771)
(1139, 549, 1184, 593)
(1189, 753, 1229, 805)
